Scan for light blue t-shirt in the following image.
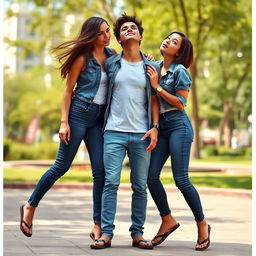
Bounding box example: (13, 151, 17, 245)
(104, 58, 148, 133)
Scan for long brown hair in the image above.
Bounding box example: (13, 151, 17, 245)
(52, 17, 108, 79)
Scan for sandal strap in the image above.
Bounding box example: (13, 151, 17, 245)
(197, 237, 209, 245)
(153, 233, 165, 239)
(137, 239, 149, 244)
(22, 220, 32, 229)
(96, 239, 107, 245)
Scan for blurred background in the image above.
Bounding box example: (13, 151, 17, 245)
(3, 0, 252, 166)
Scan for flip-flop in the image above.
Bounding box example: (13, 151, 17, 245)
(89, 230, 102, 241)
(90, 239, 111, 249)
(19, 205, 33, 237)
(152, 222, 180, 246)
(89, 232, 95, 241)
(132, 239, 154, 249)
(195, 224, 211, 251)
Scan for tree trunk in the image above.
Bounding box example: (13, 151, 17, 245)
(218, 100, 232, 147)
(189, 59, 201, 159)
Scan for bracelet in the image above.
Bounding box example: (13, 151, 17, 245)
(152, 124, 159, 129)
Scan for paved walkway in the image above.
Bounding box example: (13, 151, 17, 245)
(4, 187, 252, 256)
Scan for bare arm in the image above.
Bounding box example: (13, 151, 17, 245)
(59, 56, 84, 144)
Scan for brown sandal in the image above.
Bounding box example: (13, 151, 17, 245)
(195, 224, 211, 251)
(19, 205, 33, 237)
(152, 223, 180, 246)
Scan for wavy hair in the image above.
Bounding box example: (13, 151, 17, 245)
(52, 17, 108, 79)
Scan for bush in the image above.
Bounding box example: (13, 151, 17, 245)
(217, 146, 246, 156)
(245, 147, 252, 157)
(3, 139, 59, 160)
(4, 138, 12, 160)
(203, 145, 218, 156)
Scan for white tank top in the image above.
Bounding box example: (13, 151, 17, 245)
(93, 71, 108, 105)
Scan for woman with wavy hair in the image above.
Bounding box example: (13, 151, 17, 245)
(19, 17, 116, 240)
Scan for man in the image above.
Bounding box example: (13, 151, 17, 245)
(91, 14, 160, 250)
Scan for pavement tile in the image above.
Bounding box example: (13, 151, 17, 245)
(3, 188, 252, 256)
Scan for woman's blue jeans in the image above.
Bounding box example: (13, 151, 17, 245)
(28, 97, 105, 224)
(147, 110, 205, 222)
(101, 131, 151, 239)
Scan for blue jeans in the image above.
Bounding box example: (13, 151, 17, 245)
(147, 110, 205, 222)
(28, 97, 105, 223)
(101, 131, 151, 239)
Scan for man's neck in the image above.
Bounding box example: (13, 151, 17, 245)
(122, 43, 142, 62)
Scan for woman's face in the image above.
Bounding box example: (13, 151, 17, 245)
(94, 22, 111, 47)
(160, 33, 182, 56)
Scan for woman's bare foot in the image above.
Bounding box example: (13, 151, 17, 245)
(151, 214, 178, 246)
(21, 203, 36, 235)
(90, 223, 102, 240)
(195, 220, 211, 250)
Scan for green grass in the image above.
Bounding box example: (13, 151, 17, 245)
(4, 167, 252, 190)
(191, 155, 251, 165)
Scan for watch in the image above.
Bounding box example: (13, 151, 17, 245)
(156, 86, 163, 92)
(152, 124, 159, 129)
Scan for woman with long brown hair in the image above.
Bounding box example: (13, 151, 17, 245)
(19, 17, 116, 240)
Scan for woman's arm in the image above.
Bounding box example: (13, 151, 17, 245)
(146, 65, 188, 110)
(59, 55, 84, 144)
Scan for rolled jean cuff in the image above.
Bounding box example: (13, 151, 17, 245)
(27, 200, 38, 208)
(102, 233, 113, 240)
(131, 231, 143, 239)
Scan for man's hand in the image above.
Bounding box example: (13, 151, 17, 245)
(141, 128, 158, 152)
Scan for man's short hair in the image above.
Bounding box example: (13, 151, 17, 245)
(113, 13, 144, 40)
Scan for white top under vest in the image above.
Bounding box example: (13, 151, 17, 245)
(93, 71, 108, 105)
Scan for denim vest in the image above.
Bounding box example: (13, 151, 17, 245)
(75, 47, 114, 103)
(103, 52, 160, 130)
(157, 61, 192, 112)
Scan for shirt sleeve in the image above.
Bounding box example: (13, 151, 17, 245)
(174, 67, 192, 91)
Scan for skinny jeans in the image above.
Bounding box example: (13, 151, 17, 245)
(147, 110, 204, 222)
(28, 97, 105, 223)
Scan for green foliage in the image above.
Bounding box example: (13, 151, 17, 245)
(4, 140, 59, 160)
(4, 0, 252, 148)
(202, 145, 250, 157)
(4, 67, 63, 139)
(203, 145, 218, 156)
(217, 146, 246, 157)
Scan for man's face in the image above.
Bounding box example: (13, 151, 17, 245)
(118, 21, 142, 44)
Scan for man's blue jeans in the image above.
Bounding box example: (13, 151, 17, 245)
(147, 110, 205, 222)
(101, 131, 151, 239)
(28, 97, 105, 223)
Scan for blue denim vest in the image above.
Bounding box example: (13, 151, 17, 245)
(103, 52, 160, 130)
(75, 47, 114, 103)
(157, 61, 192, 111)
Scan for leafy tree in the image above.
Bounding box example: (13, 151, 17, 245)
(4, 0, 251, 154)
